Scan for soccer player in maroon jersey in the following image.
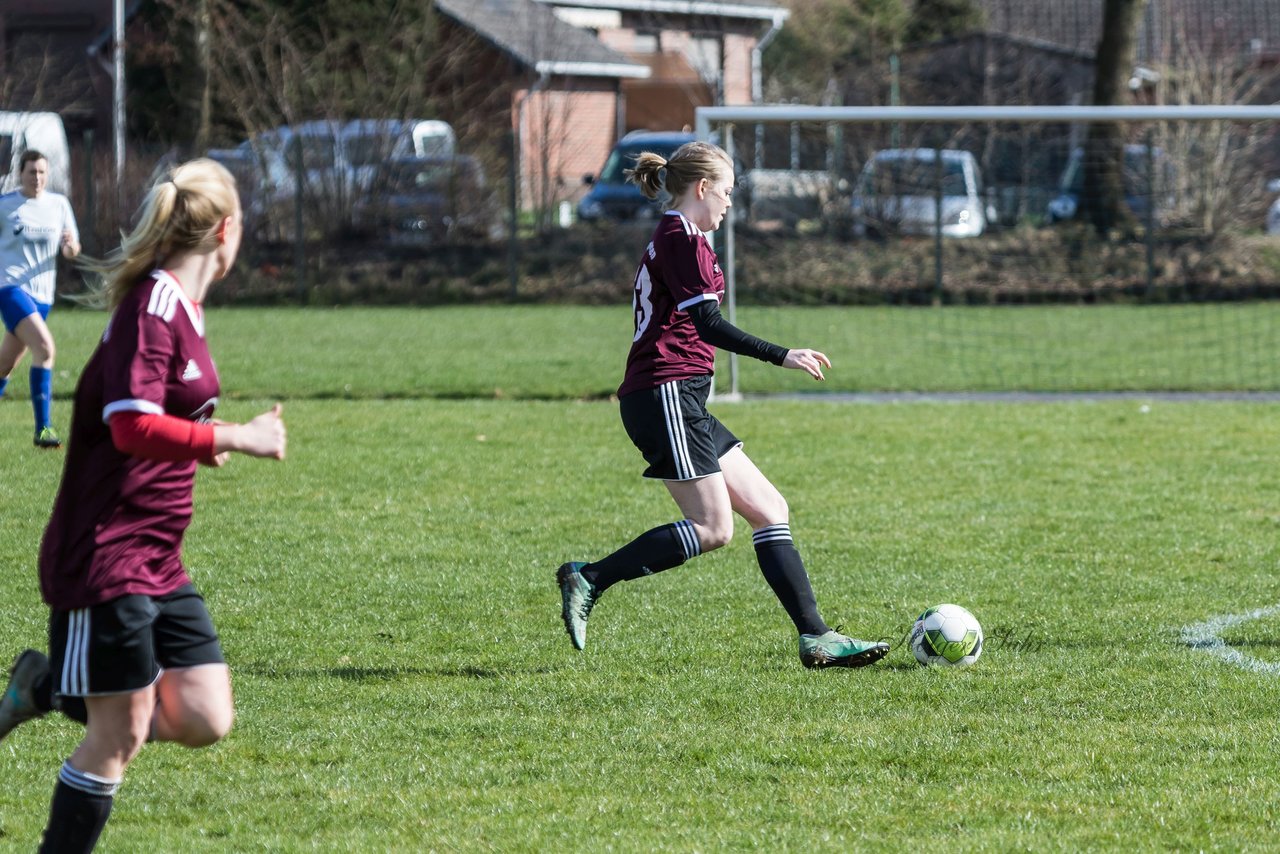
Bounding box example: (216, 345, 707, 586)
(0, 158, 287, 852)
(557, 141, 889, 669)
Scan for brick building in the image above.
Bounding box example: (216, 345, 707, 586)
(436, 0, 788, 212)
(0, 0, 789, 215)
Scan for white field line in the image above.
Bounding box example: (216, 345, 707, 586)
(1181, 604, 1280, 675)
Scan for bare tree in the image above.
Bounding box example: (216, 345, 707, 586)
(156, 0, 454, 239)
(185, 0, 442, 141)
(169, 0, 214, 157)
(1148, 14, 1280, 235)
(1082, 0, 1148, 236)
(0, 36, 96, 122)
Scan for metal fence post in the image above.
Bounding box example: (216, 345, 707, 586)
(1145, 128, 1156, 296)
(508, 130, 519, 300)
(934, 146, 944, 304)
(293, 135, 306, 304)
(82, 129, 96, 255)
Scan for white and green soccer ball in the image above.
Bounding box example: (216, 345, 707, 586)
(910, 604, 983, 667)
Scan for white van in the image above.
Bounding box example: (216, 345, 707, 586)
(340, 119, 456, 193)
(342, 119, 455, 162)
(215, 118, 458, 239)
(851, 148, 993, 238)
(233, 118, 455, 202)
(0, 112, 70, 196)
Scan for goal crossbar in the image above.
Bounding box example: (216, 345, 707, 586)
(695, 104, 1280, 135)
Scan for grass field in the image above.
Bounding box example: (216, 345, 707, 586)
(20, 301, 1280, 400)
(2, 306, 1280, 850)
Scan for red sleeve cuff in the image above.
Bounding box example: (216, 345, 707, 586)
(108, 411, 216, 461)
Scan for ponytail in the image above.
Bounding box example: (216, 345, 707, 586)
(625, 141, 733, 202)
(79, 159, 239, 308)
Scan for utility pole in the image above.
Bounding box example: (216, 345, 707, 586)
(113, 0, 126, 212)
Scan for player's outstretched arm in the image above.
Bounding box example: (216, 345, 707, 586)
(213, 404, 287, 460)
(782, 348, 831, 381)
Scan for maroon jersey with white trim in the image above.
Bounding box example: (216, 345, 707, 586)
(617, 212, 724, 397)
(39, 271, 220, 610)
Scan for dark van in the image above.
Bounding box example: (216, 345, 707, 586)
(576, 130, 695, 222)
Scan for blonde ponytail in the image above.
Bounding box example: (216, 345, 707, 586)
(79, 158, 239, 308)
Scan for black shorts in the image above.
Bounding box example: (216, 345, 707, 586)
(48, 583, 224, 698)
(619, 375, 742, 481)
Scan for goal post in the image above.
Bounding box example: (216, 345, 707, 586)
(694, 104, 1280, 399)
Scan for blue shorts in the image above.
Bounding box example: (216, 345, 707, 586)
(0, 285, 50, 333)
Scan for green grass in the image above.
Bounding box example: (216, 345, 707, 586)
(2, 306, 1280, 850)
(26, 301, 1280, 401)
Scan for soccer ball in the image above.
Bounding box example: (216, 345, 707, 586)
(910, 604, 983, 667)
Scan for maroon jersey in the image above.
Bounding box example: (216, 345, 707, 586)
(39, 271, 220, 610)
(617, 212, 724, 397)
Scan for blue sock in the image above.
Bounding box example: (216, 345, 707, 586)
(0, 376, 7, 397)
(30, 366, 51, 431)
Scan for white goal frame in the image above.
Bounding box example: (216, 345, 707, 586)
(694, 104, 1280, 401)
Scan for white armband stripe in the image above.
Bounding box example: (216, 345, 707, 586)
(677, 293, 719, 311)
(102, 399, 165, 423)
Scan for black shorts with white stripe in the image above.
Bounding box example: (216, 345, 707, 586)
(619, 374, 742, 481)
(48, 583, 224, 698)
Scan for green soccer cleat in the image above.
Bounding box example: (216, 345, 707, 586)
(557, 561, 598, 651)
(33, 426, 62, 449)
(0, 649, 49, 742)
(799, 630, 889, 669)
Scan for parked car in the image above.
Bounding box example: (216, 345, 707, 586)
(851, 148, 993, 238)
(1266, 179, 1280, 236)
(1045, 144, 1175, 224)
(577, 130, 696, 222)
(340, 119, 456, 192)
(353, 154, 499, 245)
(739, 167, 834, 229)
(211, 118, 459, 240)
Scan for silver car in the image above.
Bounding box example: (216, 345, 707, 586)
(851, 148, 993, 238)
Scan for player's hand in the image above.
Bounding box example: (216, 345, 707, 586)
(782, 348, 831, 381)
(236, 404, 287, 460)
(200, 450, 231, 468)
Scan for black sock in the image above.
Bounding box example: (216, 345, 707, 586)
(753, 523, 828, 636)
(34, 671, 53, 714)
(582, 520, 701, 595)
(39, 762, 119, 854)
(56, 694, 88, 726)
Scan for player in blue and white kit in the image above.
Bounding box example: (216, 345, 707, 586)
(0, 149, 81, 447)
(556, 141, 890, 669)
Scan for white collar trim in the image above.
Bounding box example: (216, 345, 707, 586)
(151, 269, 204, 336)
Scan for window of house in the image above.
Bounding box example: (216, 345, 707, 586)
(632, 32, 659, 54)
(688, 36, 721, 85)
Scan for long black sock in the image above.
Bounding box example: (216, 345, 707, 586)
(56, 694, 88, 725)
(582, 520, 701, 595)
(33, 670, 53, 714)
(753, 523, 828, 636)
(39, 762, 119, 854)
